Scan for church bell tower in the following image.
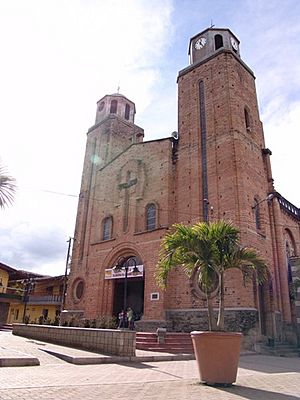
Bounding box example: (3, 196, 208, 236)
(175, 28, 277, 334)
(176, 27, 272, 233)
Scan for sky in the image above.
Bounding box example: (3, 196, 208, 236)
(1, 0, 299, 276)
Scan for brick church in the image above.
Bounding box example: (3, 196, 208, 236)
(65, 27, 300, 345)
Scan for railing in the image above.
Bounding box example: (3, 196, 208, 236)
(27, 294, 62, 305)
(276, 194, 300, 220)
(0, 286, 63, 304)
(0, 286, 23, 300)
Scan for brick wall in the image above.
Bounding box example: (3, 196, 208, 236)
(13, 324, 135, 357)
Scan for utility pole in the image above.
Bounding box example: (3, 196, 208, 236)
(60, 237, 73, 313)
(22, 278, 35, 323)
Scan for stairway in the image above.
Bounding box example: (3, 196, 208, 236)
(0, 324, 13, 332)
(136, 332, 194, 354)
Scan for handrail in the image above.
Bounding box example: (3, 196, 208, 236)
(275, 193, 300, 220)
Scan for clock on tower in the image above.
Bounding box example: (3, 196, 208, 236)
(189, 28, 240, 65)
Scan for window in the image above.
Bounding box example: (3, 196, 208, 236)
(214, 34, 223, 50)
(103, 216, 113, 240)
(72, 279, 85, 302)
(146, 203, 156, 230)
(254, 198, 261, 230)
(46, 286, 53, 294)
(110, 100, 117, 114)
(98, 101, 105, 112)
(191, 268, 219, 299)
(125, 104, 130, 120)
(244, 107, 251, 132)
(75, 281, 84, 299)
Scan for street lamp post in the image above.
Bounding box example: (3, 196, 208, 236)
(114, 256, 140, 329)
(123, 263, 129, 328)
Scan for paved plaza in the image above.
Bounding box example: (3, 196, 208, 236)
(0, 331, 299, 399)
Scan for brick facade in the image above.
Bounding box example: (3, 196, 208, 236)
(66, 28, 300, 344)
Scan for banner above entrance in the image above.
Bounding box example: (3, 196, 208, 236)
(104, 265, 144, 280)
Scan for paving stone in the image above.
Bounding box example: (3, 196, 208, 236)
(0, 332, 299, 399)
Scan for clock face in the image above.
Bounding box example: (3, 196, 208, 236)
(194, 37, 206, 50)
(230, 37, 238, 51)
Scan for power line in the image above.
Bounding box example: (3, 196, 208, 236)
(20, 184, 300, 231)
(24, 182, 299, 221)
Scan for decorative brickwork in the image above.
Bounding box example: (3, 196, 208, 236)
(166, 309, 258, 333)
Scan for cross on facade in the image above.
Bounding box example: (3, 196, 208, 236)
(119, 171, 137, 232)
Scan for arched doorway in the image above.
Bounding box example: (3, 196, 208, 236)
(257, 272, 274, 338)
(112, 255, 144, 322)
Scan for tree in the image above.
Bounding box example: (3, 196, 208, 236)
(0, 164, 16, 209)
(156, 220, 268, 331)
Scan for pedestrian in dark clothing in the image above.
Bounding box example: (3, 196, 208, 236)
(118, 310, 127, 328)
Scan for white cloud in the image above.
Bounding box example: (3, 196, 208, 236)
(0, 0, 174, 274)
(0, 220, 67, 271)
(263, 100, 300, 206)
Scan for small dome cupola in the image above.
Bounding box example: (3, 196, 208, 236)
(95, 93, 136, 124)
(189, 28, 240, 65)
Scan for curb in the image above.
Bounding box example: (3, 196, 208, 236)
(0, 356, 40, 367)
(40, 348, 196, 365)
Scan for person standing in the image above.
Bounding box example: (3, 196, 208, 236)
(118, 310, 127, 328)
(127, 307, 134, 330)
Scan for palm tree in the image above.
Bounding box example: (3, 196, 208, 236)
(156, 220, 268, 331)
(0, 164, 16, 209)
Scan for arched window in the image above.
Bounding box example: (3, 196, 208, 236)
(125, 104, 130, 120)
(146, 203, 156, 230)
(253, 198, 261, 230)
(102, 216, 113, 240)
(72, 279, 85, 303)
(285, 229, 297, 300)
(214, 34, 223, 50)
(98, 101, 105, 112)
(110, 100, 117, 114)
(244, 107, 251, 132)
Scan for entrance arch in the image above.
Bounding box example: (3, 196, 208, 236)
(111, 255, 145, 321)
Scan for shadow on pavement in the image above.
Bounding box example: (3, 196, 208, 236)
(120, 362, 156, 369)
(239, 355, 300, 374)
(217, 385, 299, 400)
(121, 361, 185, 379)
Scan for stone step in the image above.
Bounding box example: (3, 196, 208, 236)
(137, 346, 194, 354)
(136, 332, 192, 340)
(0, 324, 13, 332)
(136, 335, 192, 344)
(136, 332, 194, 354)
(137, 340, 193, 347)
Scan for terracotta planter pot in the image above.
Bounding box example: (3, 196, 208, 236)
(191, 331, 242, 385)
